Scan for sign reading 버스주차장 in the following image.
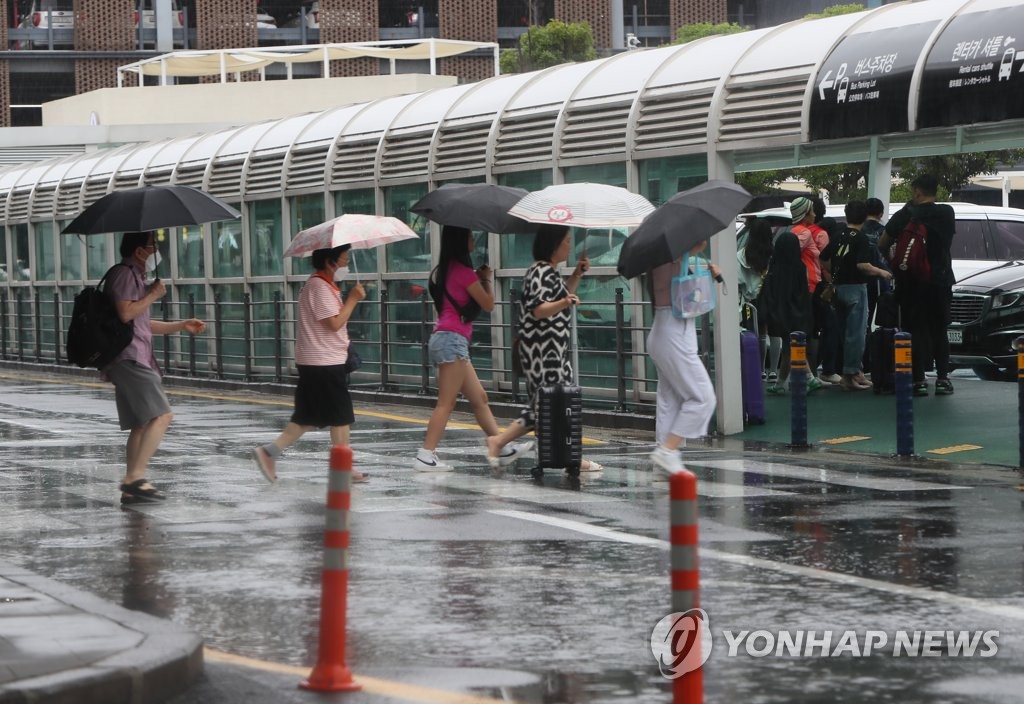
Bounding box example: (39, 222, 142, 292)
(917, 4, 1024, 129)
(809, 22, 938, 141)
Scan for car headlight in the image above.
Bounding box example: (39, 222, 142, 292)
(991, 290, 1024, 309)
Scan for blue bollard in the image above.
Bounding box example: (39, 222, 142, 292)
(895, 332, 914, 456)
(789, 331, 809, 448)
(1016, 337, 1024, 468)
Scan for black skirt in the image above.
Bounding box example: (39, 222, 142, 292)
(291, 364, 355, 428)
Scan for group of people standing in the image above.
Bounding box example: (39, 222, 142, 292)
(739, 174, 955, 398)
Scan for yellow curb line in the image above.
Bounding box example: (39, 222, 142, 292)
(0, 372, 604, 445)
(818, 435, 871, 445)
(927, 444, 984, 455)
(203, 648, 524, 704)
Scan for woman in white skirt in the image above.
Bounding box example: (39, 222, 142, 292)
(647, 240, 719, 475)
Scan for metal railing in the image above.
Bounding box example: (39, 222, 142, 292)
(0, 284, 716, 417)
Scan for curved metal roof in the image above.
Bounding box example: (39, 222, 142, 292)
(3, 0, 1024, 214)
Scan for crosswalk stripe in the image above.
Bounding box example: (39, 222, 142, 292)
(693, 459, 970, 492)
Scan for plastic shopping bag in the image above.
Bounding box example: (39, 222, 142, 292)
(671, 255, 716, 320)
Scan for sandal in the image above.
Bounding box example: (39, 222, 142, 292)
(119, 478, 166, 503)
(580, 460, 603, 472)
(351, 471, 369, 484)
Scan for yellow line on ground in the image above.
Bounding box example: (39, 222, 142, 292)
(818, 435, 871, 445)
(0, 371, 603, 444)
(927, 444, 984, 455)
(203, 648, 522, 704)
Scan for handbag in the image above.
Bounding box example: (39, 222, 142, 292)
(343, 346, 362, 373)
(671, 255, 716, 320)
(816, 281, 836, 305)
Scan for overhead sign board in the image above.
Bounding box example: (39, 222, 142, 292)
(809, 23, 938, 141)
(918, 5, 1024, 129)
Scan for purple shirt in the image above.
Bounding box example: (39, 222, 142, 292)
(104, 259, 157, 373)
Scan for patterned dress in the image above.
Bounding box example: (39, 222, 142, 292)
(517, 261, 573, 428)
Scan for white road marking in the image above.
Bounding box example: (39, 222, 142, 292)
(415, 474, 619, 504)
(493, 509, 1024, 622)
(694, 459, 970, 492)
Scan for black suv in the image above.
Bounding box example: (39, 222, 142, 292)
(948, 262, 1024, 380)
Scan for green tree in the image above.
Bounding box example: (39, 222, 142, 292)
(804, 4, 865, 20)
(674, 21, 747, 45)
(735, 169, 796, 198)
(499, 20, 597, 74)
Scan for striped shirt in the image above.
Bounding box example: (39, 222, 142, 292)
(295, 275, 349, 367)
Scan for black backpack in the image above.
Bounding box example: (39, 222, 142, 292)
(66, 264, 134, 369)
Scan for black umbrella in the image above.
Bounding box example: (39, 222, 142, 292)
(616, 180, 751, 279)
(410, 183, 538, 234)
(60, 185, 241, 235)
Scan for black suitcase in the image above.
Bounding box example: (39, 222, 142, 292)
(870, 327, 897, 394)
(535, 384, 583, 477)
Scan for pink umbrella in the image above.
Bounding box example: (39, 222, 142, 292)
(283, 214, 418, 257)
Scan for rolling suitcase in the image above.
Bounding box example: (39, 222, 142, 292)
(740, 303, 766, 425)
(870, 327, 897, 394)
(535, 384, 583, 477)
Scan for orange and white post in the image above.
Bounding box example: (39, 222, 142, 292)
(300, 445, 362, 692)
(670, 470, 703, 704)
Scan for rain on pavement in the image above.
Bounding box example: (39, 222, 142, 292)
(1, 369, 1023, 703)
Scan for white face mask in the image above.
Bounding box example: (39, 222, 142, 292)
(333, 265, 349, 282)
(145, 251, 162, 273)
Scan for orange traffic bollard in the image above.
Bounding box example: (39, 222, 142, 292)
(300, 445, 362, 692)
(670, 470, 703, 704)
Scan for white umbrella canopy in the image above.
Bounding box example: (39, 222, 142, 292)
(507, 183, 655, 228)
(284, 214, 418, 257)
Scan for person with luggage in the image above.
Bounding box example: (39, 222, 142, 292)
(252, 245, 367, 482)
(762, 230, 812, 394)
(820, 201, 893, 391)
(861, 197, 892, 369)
(788, 197, 827, 392)
(105, 231, 207, 504)
(413, 226, 528, 471)
(485, 224, 602, 472)
(737, 218, 777, 380)
(647, 240, 720, 474)
(878, 174, 956, 396)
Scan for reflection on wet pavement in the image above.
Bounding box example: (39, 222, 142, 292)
(1, 373, 1023, 703)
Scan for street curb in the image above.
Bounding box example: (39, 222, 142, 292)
(0, 561, 204, 704)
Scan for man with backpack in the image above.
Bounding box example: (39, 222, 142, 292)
(878, 174, 956, 396)
(105, 231, 207, 504)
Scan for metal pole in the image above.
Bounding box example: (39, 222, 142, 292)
(53, 292, 61, 364)
(1017, 336, 1024, 468)
(419, 290, 429, 395)
(0, 291, 6, 360)
(15, 292, 23, 361)
(33, 289, 41, 362)
(788, 331, 809, 448)
(273, 291, 283, 383)
(895, 332, 914, 457)
(509, 289, 520, 402)
(379, 288, 390, 390)
(188, 294, 196, 377)
(614, 287, 627, 411)
(243, 292, 253, 381)
(214, 294, 224, 380)
(162, 296, 170, 372)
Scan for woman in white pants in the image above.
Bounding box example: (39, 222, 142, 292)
(647, 240, 718, 475)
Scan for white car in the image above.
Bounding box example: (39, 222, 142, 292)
(18, 0, 74, 48)
(134, 0, 184, 31)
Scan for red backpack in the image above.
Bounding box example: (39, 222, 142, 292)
(890, 218, 931, 282)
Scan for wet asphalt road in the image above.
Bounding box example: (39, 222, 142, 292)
(2, 370, 1024, 703)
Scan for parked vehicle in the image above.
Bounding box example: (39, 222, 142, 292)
(134, 0, 184, 31)
(947, 262, 1024, 380)
(18, 0, 73, 49)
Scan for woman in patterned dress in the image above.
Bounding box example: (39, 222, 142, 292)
(485, 224, 602, 472)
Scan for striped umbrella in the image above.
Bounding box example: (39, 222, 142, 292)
(284, 214, 418, 257)
(507, 183, 655, 228)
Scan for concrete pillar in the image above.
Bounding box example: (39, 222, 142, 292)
(867, 137, 893, 215)
(156, 0, 172, 52)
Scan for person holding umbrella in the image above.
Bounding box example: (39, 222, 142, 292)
(485, 224, 602, 472)
(413, 226, 528, 471)
(647, 241, 720, 475)
(253, 245, 367, 483)
(105, 231, 207, 504)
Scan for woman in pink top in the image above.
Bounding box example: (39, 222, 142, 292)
(253, 244, 366, 482)
(413, 226, 527, 471)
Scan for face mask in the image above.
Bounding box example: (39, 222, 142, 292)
(145, 251, 162, 273)
(333, 265, 349, 282)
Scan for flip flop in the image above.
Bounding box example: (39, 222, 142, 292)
(119, 478, 166, 502)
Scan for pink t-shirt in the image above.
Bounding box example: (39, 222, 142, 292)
(434, 261, 478, 340)
(295, 275, 349, 366)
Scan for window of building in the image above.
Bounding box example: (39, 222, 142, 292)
(58, 222, 82, 281)
(289, 194, 324, 276)
(11, 224, 30, 282)
(498, 1, 554, 26)
(335, 189, 377, 273)
(0, 227, 8, 282)
(380, 1, 438, 28)
(384, 184, 428, 273)
(212, 211, 243, 278)
(175, 224, 205, 279)
(33, 221, 55, 280)
(250, 200, 283, 277)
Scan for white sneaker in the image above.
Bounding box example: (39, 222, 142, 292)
(413, 450, 453, 472)
(496, 441, 534, 467)
(650, 446, 684, 475)
(820, 373, 842, 384)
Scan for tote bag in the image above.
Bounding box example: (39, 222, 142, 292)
(671, 255, 716, 320)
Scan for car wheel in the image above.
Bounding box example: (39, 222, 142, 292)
(972, 365, 1017, 382)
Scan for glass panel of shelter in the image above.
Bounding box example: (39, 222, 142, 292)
(58, 221, 82, 281)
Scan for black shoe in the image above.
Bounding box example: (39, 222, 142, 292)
(912, 382, 929, 397)
(119, 479, 166, 503)
(934, 379, 954, 395)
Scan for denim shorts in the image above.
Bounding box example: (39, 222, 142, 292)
(428, 330, 470, 366)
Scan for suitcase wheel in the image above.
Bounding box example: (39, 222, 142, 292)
(566, 462, 580, 478)
(531, 466, 544, 479)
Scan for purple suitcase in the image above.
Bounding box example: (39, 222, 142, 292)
(740, 303, 765, 425)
